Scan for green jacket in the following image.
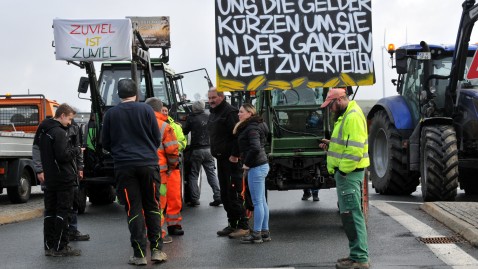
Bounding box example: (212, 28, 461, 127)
(167, 116, 187, 152)
(326, 100, 369, 174)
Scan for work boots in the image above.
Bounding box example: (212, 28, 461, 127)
(228, 228, 250, 239)
(51, 246, 82, 257)
(301, 192, 312, 200)
(168, 225, 184, 236)
(217, 226, 235, 236)
(128, 256, 147, 266)
(261, 230, 272, 242)
(335, 258, 370, 269)
(151, 249, 167, 263)
(69, 230, 90, 241)
(240, 231, 263, 243)
(209, 200, 222, 206)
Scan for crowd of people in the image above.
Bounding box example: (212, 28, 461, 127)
(33, 81, 370, 269)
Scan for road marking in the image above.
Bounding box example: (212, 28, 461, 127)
(372, 201, 478, 268)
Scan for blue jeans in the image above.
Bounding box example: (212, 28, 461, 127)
(247, 163, 270, 232)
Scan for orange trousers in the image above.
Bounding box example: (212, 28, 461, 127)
(159, 169, 183, 236)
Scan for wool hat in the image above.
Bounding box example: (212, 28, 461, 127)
(117, 79, 137, 99)
(192, 100, 205, 113)
(320, 88, 346, 108)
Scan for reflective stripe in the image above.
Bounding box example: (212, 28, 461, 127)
(164, 140, 178, 147)
(326, 101, 369, 173)
(328, 151, 360, 162)
(134, 240, 145, 258)
(128, 214, 139, 224)
(124, 188, 131, 216)
(330, 137, 366, 148)
(166, 220, 181, 225)
(165, 213, 182, 219)
(160, 164, 168, 170)
(149, 210, 161, 216)
(159, 122, 167, 135)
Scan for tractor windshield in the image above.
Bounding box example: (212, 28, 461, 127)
(270, 88, 326, 137)
(98, 66, 170, 106)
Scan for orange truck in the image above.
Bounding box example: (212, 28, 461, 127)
(0, 94, 60, 203)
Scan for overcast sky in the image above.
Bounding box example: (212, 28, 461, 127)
(1, 0, 476, 111)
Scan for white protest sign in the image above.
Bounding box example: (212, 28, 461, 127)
(53, 19, 132, 61)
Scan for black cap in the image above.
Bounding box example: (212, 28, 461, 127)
(117, 79, 137, 99)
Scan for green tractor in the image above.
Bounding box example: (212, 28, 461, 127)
(254, 86, 335, 191)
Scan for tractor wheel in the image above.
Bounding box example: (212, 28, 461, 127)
(88, 185, 116, 205)
(369, 111, 419, 195)
(420, 125, 459, 201)
(459, 167, 478, 195)
(7, 169, 32, 204)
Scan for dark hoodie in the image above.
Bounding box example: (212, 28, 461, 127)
(33, 118, 81, 191)
(235, 116, 269, 168)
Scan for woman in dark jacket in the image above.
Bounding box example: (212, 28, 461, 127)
(233, 103, 270, 243)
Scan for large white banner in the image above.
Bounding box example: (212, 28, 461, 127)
(53, 19, 132, 61)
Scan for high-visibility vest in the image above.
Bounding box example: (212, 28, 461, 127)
(154, 112, 179, 174)
(326, 100, 370, 174)
(167, 116, 187, 152)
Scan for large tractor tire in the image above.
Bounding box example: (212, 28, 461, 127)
(369, 111, 419, 195)
(88, 185, 116, 205)
(420, 125, 459, 201)
(7, 168, 32, 204)
(459, 167, 478, 195)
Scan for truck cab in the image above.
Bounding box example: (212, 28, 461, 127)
(0, 94, 60, 203)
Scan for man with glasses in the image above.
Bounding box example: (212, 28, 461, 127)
(319, 88, 370, 269)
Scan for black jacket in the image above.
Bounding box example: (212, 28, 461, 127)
(183, 111, 210, 149)
(208, 100, 239, 159)
(102, 101, 161, 169)
(33, 118, 81, 191)
(68, 120, 84, 172)
(235, 116, 268, 168)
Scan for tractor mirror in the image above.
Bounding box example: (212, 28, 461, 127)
(395, 49, 408, 74)
(78, 77, 89, 93)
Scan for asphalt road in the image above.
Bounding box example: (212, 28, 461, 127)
(1, 183, 478, 268)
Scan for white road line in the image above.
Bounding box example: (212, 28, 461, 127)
(372, 201, 478, 268)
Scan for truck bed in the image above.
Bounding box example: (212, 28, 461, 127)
(0, 131, 34, 157)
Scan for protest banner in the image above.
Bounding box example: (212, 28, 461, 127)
(53, 19, 132, 61)
(128, 16, 171, 48)
(215, 0, 375, 91)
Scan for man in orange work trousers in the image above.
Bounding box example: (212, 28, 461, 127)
(146, 98, 183, 242)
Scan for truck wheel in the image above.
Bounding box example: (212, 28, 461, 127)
(459, 167, 478, 195)
(369, 110, 419, 195)
(88, 185, 116, 205)
(77, 185, 87, 214)
(420, 125, 459, 201)
(7, 169, 31, 204)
